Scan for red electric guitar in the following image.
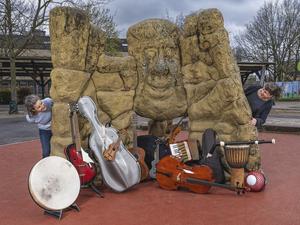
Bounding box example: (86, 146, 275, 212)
(64, 103, 97, 185)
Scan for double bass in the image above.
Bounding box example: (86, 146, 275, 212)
(77, 96, 141, 192)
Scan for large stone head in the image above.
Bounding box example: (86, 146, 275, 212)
(127, 19, 187, 120)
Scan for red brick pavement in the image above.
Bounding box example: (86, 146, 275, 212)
(0, 132, 299, 225)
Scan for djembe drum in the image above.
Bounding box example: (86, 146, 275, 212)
(205, 136, 275, 189)
(224, 144, 250, 188)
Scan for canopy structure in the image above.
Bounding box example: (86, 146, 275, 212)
(0, 56, 275, 95)
(238, 62, 275, 85)
(0, 56, 52, 97)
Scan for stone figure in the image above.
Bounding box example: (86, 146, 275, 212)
(180, 9, 259, 170)
(127, 19, 187, 121)
(49, 7, 261, 175)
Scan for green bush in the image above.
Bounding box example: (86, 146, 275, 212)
(278, 96, 300, 101)
(0, 88, 32, 104)
(0, 89, 11, 104)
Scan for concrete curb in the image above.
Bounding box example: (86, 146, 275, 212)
(0, 112, 26, 119)
(1, 109, 299, 134)
(262, 125, 300, 133)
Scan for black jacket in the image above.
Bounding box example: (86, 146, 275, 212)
(244, 85, 274, 128)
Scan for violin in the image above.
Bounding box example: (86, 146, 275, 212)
(167, 113, 187, 145)
(156, 156, 248, 194)
(167, 126, 181, 145)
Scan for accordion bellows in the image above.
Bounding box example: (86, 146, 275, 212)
(169, 141, 192, 162)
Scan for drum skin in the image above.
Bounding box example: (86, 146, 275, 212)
(28, 156, 80, 210)
(224, 145, 250, 168)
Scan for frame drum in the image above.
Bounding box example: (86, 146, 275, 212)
(28, 156, 80, 211)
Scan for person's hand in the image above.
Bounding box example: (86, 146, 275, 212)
(250, 118, 257, 126)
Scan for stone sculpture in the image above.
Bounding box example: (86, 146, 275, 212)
(127, 19, 187, 120)
(49, 7, 261, 173)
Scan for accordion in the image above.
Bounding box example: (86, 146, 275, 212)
(169, 141, 192, 162)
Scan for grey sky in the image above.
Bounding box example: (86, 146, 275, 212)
(107, 0, 278, 39)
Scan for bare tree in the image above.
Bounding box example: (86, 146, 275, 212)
(0, 0, 119, 113)
(0, 0, 51, 113)
(234, 0, 300, 81)
(165, 9, 186, 30)
(90, 6, 120, 55)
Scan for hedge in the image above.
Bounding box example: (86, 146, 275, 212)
(0, 88, 32, 104)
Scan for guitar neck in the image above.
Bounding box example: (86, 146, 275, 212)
(70, 110, 82, 152)
(132, 113, 138, 148)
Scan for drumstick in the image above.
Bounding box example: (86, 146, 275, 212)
(206, 139, 275, 158)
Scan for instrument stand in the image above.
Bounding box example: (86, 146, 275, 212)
(81, 182, 104, 198)
(90, 183, 104, 198)
(43, 203, 80, 220)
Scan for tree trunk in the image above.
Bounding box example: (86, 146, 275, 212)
(9, 56, 18, 114)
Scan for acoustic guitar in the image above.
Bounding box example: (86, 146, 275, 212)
(103, 137, 121, 161)
(64, 103, 97, 185)
(128, 113, 149, 181)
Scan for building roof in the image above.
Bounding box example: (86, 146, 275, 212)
(238, 61, 275, 83)
(0, 31, 51, 50)
(0, 56, 52, 78)
(0, 56, 274, 86)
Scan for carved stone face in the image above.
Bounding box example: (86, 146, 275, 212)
(143, 45, 179, 90)
(198, 9, 224, 34)
(127, 19, 187, 120)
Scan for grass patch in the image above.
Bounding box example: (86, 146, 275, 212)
(278, 96, 300, 101)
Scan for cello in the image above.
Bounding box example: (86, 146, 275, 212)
(156, 156, 247, 194)
(77, 96, 141, 192)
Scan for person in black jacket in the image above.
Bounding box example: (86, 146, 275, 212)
(245, 83, 281, 128)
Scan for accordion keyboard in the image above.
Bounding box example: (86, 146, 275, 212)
(169, 141, 192, 162)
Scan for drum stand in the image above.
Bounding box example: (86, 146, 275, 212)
(44, 203, 80, 220)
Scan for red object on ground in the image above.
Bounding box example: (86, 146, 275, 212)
(0, 132, 300, 225)
(245, 171, 266, 192)
(64, 143, 97, 185)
